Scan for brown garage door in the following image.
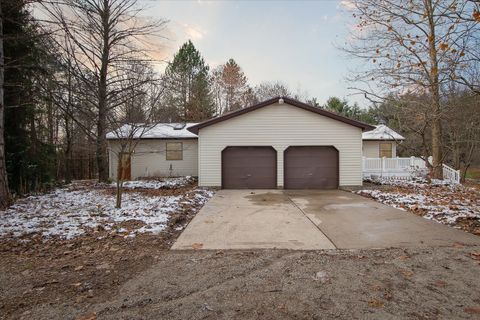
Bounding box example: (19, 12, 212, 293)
(284, 146, 338, 189)
(222, 147, 276, 189)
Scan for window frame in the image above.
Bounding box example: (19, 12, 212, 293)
(166, 142, 183, 161)
(379, 142, 393, 158)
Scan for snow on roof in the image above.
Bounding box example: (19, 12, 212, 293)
(106, 123, 199, 140)
(362, 124, 405, 141)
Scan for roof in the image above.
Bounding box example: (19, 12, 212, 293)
(187, 97, 376, 134)
(362, 125, 405, 141)
(106, 123, 198, 140)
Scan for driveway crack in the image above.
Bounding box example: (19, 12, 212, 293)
(285, 193, 338, 249)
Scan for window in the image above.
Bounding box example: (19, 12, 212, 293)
(379, 143, 393, 158)
(166, 142, 183, 160)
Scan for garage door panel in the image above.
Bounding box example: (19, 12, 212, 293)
(284, 146, 339, 189)
(222, 147, 276, 189)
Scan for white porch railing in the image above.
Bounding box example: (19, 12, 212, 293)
(442, 164, 461, 184)
(362, 157, 461, 184)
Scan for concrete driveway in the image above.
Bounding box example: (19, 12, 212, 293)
(171, 189, 480, 250)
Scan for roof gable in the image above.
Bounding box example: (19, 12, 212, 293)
(362, 125, 405, 141)
(187, 97, 375, 134)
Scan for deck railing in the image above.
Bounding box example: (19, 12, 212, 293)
(442, 164, 461, 184)
(362, 156, 460, 184)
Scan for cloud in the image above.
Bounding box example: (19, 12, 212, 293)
(183, 24, 205, 40)
(340, 0, 355, 10)
(196, 0, 216, 5)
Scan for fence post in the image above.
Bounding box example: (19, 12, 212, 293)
(381, 157, 385, 177)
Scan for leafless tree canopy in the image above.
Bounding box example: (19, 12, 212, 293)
(343, 0, 480, 178)
(40, 0, 167, 182)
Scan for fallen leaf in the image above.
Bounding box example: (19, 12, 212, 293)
(368, 299, 384, 308)
(192, 243, 203, 250)
(467, 252, 480, 261)
(74, 266, 84, 271)
(464, 307, 480, 314)
(433, 280, 447, 287)
(400, 269, 414, 277)
(453, 242, 465, 248)
(75, 312, 96, 320)
(383, 292, 393, 301)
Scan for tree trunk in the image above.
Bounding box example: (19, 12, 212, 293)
(64, 66, 73, 183)
(0, 3, 12, 208)
(96, 109, 108, 181)
(115, 179, 123, 208)
(96, 0, 111, 182)
(430, 116, 443, 179)
(425, 0, 443, 179)
(115, 153, 125, 208)
(64, 114, 72, 183)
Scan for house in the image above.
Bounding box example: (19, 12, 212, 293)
(107, 123, 199, 179)
(362, 124, 405, 158)
(108, 97, 403, 189)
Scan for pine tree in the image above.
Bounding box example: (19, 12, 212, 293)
(163, 40, 214, 122)
(3, 0, 57, 195)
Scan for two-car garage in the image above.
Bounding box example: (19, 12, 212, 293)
(189, 97, 374, 189)
(221, 146, 338, 189)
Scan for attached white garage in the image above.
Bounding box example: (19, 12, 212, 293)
(188, 97, 374, 188)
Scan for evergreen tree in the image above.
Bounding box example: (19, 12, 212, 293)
(324, 97, 350, 115)
(323, 97, 375, 124)
(163, 40, 214, 122)
(3, 0, 57, 195)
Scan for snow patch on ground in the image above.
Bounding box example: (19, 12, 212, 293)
(0, 179, 214, 240)
(363, 177, 454, 188)
(357, 178, 479, 230)
(113, 176, 195, 190)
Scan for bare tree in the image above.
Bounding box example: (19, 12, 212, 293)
(443, 86, 480, 180)
(211, 59, 249, 114)
(343, 0, 479, 179)
(449, 1, 480, 94)
(254, 81, 292, 101)
(41, 0, 167, 182)
(107, 61, 163, 208)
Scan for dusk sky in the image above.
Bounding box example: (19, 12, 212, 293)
(141, 0, 363, 106)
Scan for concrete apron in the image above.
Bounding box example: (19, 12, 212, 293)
(172, 189, 480, 250)
(286, 190, 480, 249)
(171, 190, 336, 250)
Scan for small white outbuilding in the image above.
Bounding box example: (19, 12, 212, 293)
(361, 124, 405, 158)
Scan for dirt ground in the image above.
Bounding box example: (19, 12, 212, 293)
(1, 237, 480, 319)
(1, 180, 480, 319)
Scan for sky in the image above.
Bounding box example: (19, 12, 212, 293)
(140, 0, 365, 107)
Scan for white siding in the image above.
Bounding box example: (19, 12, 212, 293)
(108, 139, 198, 180)
(362, 140, 397, 158)
(198, 103, 363, 187)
